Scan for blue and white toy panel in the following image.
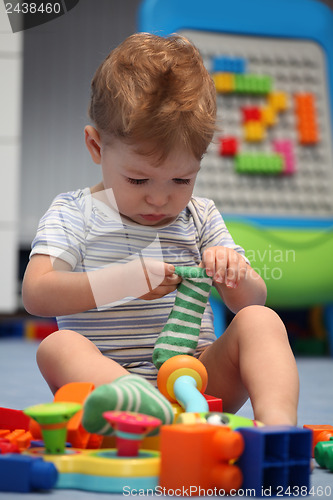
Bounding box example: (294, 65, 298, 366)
(139, 0, 333, 317)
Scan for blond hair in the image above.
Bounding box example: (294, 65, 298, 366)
(88, 33, 217, 161)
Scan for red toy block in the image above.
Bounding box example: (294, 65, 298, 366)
(241, 106, 261, 123)
(303, 424, 333, 457)
(204, 394, 223, 412)
(219, 136, 238, 156)
(0, 408, 30, 431)
(0, 438, 20, 454)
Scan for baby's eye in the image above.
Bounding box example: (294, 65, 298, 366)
(173, 178, 191, 185)
(126, 178, 148, 185)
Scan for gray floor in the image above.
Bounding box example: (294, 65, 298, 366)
(1, 338, 333, 498)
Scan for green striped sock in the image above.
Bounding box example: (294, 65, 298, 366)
(153, 266, 213, 369)
(82, 374, 174, 435)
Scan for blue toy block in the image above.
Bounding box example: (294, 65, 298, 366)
(0, 319, 24, 338)
(212, 55, 246, 73)
(237, 426, 312, 497)
(0, 454, 58, 492)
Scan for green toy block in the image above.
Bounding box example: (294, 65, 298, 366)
(235, 153, 284, 175)
(234, 74, 272, 94)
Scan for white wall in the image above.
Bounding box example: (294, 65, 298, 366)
(19, 0, 141, 247)
(0, 3, 22, 312)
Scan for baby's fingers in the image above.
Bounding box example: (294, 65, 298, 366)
(202, 248, 218, 278)
(225, 252, 240, 288)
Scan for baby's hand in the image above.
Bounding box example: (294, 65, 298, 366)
(201, 246, 248, 289)
(140, 261, 182, 300)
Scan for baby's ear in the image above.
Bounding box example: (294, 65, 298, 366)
(84, 126, 101, 164)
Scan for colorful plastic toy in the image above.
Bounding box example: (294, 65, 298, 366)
(304, 424, 333, 457)
(54, 382, 103, 449)
(159, 423, 244, 494)
(237, 426, 312, 496)
(176, 411, 262, 429)
(0, 454, 58, 492)
(29, 445, 160, 492)
(314, 437, 333, 470)
(0, 439, 20, 454)
(102, 411, 161, 457)
(0, 429, 32, 451)
(157, 355, 209, 412)
(0, 407, 30, 431)
(24, 402, 82, 454)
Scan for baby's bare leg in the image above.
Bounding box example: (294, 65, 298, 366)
(36, 329, 129, 394)
(199, 305, 299, 425)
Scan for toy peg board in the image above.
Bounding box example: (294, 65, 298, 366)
(186, 30, 333, 219)
(139, 0, 333, 307)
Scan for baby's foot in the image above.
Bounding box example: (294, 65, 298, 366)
(82, 374, 174, 435)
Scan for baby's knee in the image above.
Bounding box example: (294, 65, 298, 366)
(36, 329, 75, 366)
(235, 305, 287, 337)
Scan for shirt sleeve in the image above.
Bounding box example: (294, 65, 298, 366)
(190, 197, 250, 264)
(30, 191, 87, 270)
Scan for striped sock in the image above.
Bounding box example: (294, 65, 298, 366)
(153, 266, 213, 370)
(82, 374, 174, 435)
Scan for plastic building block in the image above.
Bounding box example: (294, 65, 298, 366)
(235, 74, 272, 94)
(25, 319, 57, 341)
(159, 423, 244, 495)
(0, 320, 25, 337)
(212, 55, 246, 74)
(213, 72, 235, 93)
(235, 153, 284, 175)
(304, 424, 333, 456)
(24, 402, 82, 454)
(268, 91, 288, 112)
(242, 106, 261, 123)
(314, 438, 333, 470)
(0, 439, 20, 454)
(0, 454, 58, 492)
(0, 429, 32, 451)
(219, 136, 238, 156)
(54, 382, 103, 449)
(0, 407, 30, 431)
(272, 139, 296, 175)
(28, 446, 160, 493)
(237, 426, 312, 496)
(157, 355, 209, 412)
(294, 93, 319, 144)
(244, 121, 266, 142)
(260, 105, 277, 127)
(103, 411, 161, 457)
(203, 394, 223, 412)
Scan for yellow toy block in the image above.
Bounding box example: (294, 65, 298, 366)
(213, 72, 235, 93)
(244, 121, 266, 142)
(261, 105, 277, 127)
(268, 91, 288, 111)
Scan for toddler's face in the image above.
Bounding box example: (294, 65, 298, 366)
(100, 138, 200, 226)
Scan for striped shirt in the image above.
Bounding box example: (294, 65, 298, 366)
(30, 187, 247, 382)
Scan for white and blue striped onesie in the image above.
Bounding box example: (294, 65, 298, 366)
(30, 188, 247, 383)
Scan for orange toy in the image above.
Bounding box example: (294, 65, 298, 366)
(304, 425, 333, 457)
(157, 355, 208, 404)
(159, 423, 244, 495)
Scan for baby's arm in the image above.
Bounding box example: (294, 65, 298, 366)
(23, 254, 179, 317)
(201, 246, 267, 314)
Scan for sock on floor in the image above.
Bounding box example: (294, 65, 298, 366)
(152, 266, 213, 370)
(82, 374, 174, 435)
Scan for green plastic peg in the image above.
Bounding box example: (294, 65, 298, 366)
(24, 402, 82, 454)
(314, 439, 333, 469)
